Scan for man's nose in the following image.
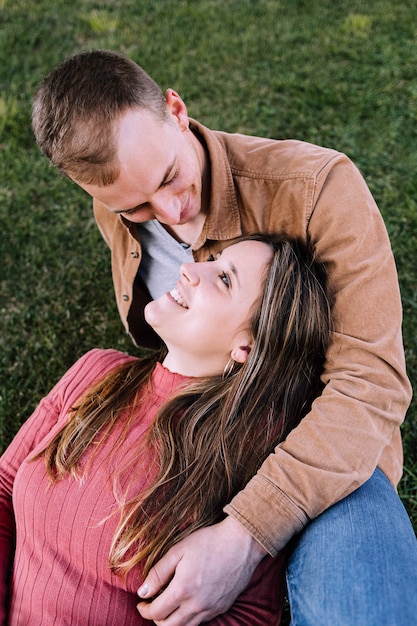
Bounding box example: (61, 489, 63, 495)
(152, 193, 181, 224)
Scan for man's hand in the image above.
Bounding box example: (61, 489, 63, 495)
(136, 516, 268, 626)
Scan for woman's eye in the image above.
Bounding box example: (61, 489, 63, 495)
(220, 272, 230, 288)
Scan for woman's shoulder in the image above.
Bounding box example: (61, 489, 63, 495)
(56, 349, 138, 405)
(78, 348, 138, 369)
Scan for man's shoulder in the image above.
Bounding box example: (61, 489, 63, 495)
(213, 129, 345, 179)
(191, 117, 348, 182)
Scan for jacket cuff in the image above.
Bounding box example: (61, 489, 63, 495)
(224, 474, 308, 556)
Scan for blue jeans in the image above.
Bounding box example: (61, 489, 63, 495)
(286, 469, 417, 626)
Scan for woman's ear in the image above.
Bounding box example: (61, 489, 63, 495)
(165, 88, 190, 130)
(231, 344, 252, 364)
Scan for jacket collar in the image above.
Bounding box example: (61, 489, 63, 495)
(189, 118, 242, 249)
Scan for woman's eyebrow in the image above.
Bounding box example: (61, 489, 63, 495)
(215, 251, 240, 287)
(229, 262, 240, 287)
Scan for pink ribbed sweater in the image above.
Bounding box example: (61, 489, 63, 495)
(0, 349, 285, 625)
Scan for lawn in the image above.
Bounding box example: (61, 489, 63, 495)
(1, 0, 416, 543)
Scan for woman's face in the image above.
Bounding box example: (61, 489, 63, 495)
(145, 240, 273, 376)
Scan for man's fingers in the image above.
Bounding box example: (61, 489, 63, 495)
(137, 597, 209, 626)
(137, 598, 177, 623)
(137, 574, 184, 622)
(138, 547, 182, 600)
(137, 564, 210, 625)
(137, 518, 267, 624)
(137, 587, 194, 624)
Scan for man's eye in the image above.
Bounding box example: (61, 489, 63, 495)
(220, 271, 230, 288)
(123, 207, 140, 216)
(164, 169, 179, 186)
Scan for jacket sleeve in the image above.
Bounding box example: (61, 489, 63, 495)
(225, 155, 412, 555)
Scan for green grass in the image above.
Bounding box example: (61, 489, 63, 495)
(1, 0, 416, 542)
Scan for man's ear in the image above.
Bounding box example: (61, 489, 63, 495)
(165, 88, 189, 131)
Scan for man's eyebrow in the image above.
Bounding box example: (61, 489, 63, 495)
(111, 161, 176, 215)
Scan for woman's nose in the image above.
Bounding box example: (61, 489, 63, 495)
(180, 263, 200, 286)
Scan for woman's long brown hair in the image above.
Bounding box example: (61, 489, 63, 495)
(40, 233, 332, 577)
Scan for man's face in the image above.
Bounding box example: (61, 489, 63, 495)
(73, 102, 206, 228)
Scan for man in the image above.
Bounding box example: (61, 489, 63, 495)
(32, 50, 416, 625)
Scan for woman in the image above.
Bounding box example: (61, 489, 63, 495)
(0, 234, 331, 626)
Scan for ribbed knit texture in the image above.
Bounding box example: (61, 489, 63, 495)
(1, 349, 285, 625)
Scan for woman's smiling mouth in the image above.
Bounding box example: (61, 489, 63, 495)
(169, 287, 188, 308)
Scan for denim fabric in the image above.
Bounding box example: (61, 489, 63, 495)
(286, 469, 417, 626)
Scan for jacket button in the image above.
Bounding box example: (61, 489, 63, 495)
(122, 294, 129, 301)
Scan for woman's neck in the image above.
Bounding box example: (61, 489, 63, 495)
(162, 351, 223, 378)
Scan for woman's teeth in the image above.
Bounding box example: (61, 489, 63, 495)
(170, 288, 188, 308)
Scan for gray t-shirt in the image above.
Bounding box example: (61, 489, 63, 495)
(136, 220, 194, 299)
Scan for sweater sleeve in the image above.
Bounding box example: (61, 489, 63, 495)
(225, 155, 412, 554)
(0, 386, 65, 624)
(0, 349, 135, 623)
(0, 484, 14, 625)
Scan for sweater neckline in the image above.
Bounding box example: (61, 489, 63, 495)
(150, 361, 191, 398)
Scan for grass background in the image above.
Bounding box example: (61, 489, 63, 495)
(0, 0, 416, 568)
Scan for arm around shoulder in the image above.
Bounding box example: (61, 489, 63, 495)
(227, 154, 412, 553)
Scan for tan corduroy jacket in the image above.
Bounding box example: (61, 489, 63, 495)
(94, 119, 412, 555)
